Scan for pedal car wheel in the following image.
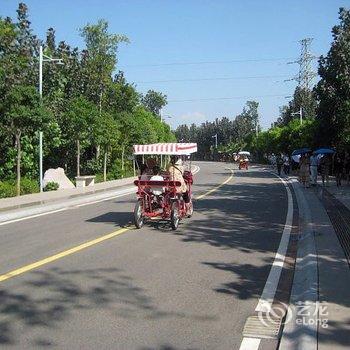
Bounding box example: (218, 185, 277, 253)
(171, 202, 180, 230)
(134, 200, 144, 229)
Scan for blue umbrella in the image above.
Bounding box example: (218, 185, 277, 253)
(314, 148, 335, 155)
(292, 148, 312, 156)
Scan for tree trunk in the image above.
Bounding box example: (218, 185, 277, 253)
(121, 146, 125, 172)
(16, 131, 21, 196)
(96, 145, 100, 160)
(103, 151, 107, 182)
(77, 139, 80, 177)
(99, 90, 103, 116)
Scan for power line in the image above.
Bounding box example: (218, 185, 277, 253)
(168, 94, 290, 103)
(134, 74, 290, 84)
(123, 57, 298, 68)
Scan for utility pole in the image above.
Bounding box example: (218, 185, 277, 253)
(284, 38, 316, 126)
(286, 38, 317, 90)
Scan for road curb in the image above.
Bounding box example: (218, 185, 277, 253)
(0, 186, 135, 225)
(279, 179, 318, 350)
(0, 165, 201, 226)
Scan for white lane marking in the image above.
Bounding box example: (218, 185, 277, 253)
(0, 189, 135, 226)
(239, 337, 261, 350)
(255, 175, 293, 312)
(0, 165, 201, 226)
(0, 208, 68, 226)
(239, 173, 293, 349)
(73, 190, 135, 208)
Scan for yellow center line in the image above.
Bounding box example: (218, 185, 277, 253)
(196, 169, 234, 199)
(0, 168, 234, 283)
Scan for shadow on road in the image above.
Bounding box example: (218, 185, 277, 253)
(86, 211, 132, 227)
(0, 267, 215, 346)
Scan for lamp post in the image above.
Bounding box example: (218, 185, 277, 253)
(163, 115, 172, 123)
(212, 134, 218, 148)
(291, 107, 303, 125)
(38, 45, 63, 192)
(161, 113, 172, 123)
(39, 45, 63, 99)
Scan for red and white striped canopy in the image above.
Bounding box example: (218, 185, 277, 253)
(133, 143, 197, 155)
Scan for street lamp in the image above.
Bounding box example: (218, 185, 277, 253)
(38, 45, 64, 192)
(212, 134, 218, 148)
(162, 115, 172, 122)
(39, 45, 63, 98)
(291, 107, 303, 125)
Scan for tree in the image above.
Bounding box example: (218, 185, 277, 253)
(2, 86, 50, 195)
(62, 97, 98, 176)
(79, 19, 129, 113)
(105, 71, 140, 113)
(0, 3, 176, 193)
(142, 90, 167, 116)
(315, 7, 350, 148)
(94, 112, 120, 181)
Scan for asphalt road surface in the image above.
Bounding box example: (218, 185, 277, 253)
(0, 162, 288, 350)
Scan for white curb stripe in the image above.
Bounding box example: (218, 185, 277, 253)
(255, 175, 294, 312)
(239, 337, 261, 350)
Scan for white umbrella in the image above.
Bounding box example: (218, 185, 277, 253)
(238, 151, 251, 156)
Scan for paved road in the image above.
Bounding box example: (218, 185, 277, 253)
(0, 162, 288, 349)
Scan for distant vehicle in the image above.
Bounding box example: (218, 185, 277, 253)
(238, 151, 250, 170)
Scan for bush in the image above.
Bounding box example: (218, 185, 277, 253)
(44, 181, 59, 192)
(0, 181, 16, 198)
(94, 174, 104, 183)
(0, 178, 39, 198)
(20, 178, 39, 195)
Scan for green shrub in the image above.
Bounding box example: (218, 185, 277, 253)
(44, 181, 59, 192)
(0, 181, 16, 198)
(94, 174, 104, 183)
(20, 178, 39, 195)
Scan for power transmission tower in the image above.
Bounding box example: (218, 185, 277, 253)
(285, 38, 317, 90)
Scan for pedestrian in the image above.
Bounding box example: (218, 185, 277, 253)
(333, 154, 343, 187)
(276, 154, 283, 176)
(309, 152, 319, 186)
(299, 154, 310, 188)
(319, 155, 331, 187)
(283, 155, 290, 175)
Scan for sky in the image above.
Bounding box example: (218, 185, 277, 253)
(1, 0, 348, 130)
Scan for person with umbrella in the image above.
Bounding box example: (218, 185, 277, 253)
(309, 152, 319, 186)
(314, 148, 335, 187)
(319, 155, 331, 187)
(299, 153, 310, 188)
(292, 149, 311, 187)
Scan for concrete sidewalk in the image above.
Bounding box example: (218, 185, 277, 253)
(0, 164, 201, 224)
(0, 176, 137, 212)
(322, 180, 350, 210)
(0, 176, 137, 224)
(280, 179, 350, 350)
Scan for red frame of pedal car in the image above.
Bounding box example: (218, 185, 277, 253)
(134, 171, 193, 220)
(239, 160, 249, 170)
